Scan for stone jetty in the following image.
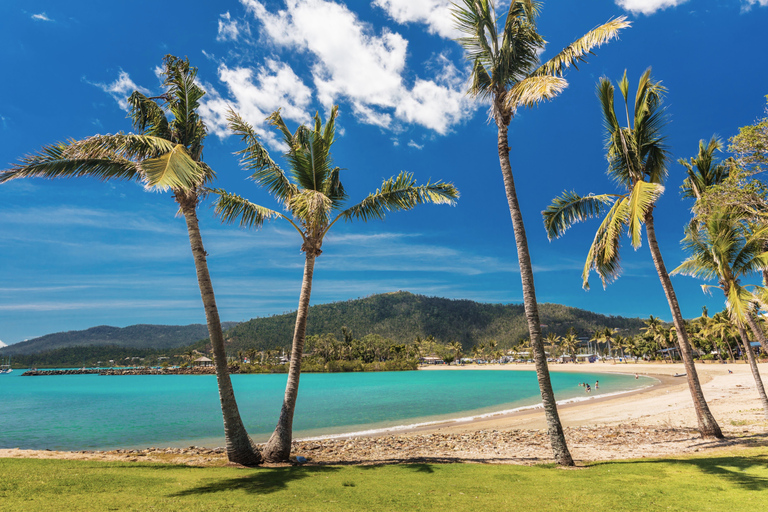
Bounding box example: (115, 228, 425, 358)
(22, 365, 241, 376)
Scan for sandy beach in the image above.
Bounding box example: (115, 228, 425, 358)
(2, 361, 767, 466)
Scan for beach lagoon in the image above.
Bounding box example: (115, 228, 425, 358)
(0, 369, 653, 451)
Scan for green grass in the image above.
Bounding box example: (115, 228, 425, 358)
(2, 449, 768, 511)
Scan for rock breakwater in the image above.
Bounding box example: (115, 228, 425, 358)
(22, 366, 241, 376)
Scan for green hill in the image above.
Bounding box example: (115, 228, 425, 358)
(0, 323, 239, 356)
(210, 291, 646, 353)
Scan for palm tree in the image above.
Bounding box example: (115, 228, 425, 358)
(449, 341, 463, 363)
(672, 212, 768, 417)
(680, 137, 733, 201)
(561, 330, 579, 363)
(0, 55, 262, 465)
(543, 69, 723, 439)
(212, 106, 458, 461)
(452, 0, 629, 466)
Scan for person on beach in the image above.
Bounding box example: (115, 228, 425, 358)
(585, 383, 591, 393)
(728, 369, 733, 374)
(595, 380, 599, 389)
(635, 373, 639, 379)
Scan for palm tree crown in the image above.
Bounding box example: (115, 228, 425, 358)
(543, 69, 669, 288)
(214, 106, 458, 249)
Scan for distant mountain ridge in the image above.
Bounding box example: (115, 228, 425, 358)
(0, 323, 239, 356)
(2, 292, 648, 357)
(211, 291, 647, 353)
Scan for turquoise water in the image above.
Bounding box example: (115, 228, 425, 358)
(0, 369, 653, 451)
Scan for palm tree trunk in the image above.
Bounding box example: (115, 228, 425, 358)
(263, 252, 317, 462)
(745, 311, 768, 356)
(179, 196, 262, 466)
(644, 211, 724, 438)
(495, 117, 573, 466)
(736, 324, 768, 419)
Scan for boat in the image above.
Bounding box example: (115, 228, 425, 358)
(1, 357, 12, 374)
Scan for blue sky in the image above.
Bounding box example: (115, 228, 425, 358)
(1, 0, 767, 345)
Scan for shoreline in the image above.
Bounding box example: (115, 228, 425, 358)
(2, 362, 766, 466)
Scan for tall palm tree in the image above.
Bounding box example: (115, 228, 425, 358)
(0, 56, 262, 465)
(452, 0, 629, 466)
(212, 107, 458, 461)
(543, 69, 723, 438)
(672, 213, 768, 418)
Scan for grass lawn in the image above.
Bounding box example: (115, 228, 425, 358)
(1, 449, 767, 511)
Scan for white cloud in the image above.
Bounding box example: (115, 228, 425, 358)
(92, 71, 149, 111)
(31, 13, 53, 22)
(239, 0, 474, 134)
(407, 140, 423, 150)
(217, 11, 249, 42)
(615, 0, 689, 15)
(372, 0, 458, 38)
(199, 59, 312, 147)
(742, 0, 768, 9)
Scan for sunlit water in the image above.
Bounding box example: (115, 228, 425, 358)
(0, 369, 653, 450)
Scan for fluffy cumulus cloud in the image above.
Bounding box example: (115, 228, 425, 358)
(199, 59, 312, 147)
(614, 0, 689, 15)
(372, 0, 458, 39)
(743, 0, 768, 8)
(92, 71, 149, 111)
(237, 0, 473, 135)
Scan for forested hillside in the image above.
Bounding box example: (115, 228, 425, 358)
(0, 323, 239, 356)
(209, 291, 646, 353)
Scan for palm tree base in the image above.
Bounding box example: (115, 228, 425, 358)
(262, 431, 292, 462)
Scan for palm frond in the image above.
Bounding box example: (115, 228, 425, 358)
(289, 189, 333, 231)
(128, 92, 170, 139)
(542, 191, 617, 240)
(141, 144, 204, 191)
(582, 196, 630, 289)
(227, 109, 297, 203)
(211, 188, 283, 229)
(627, 181, 664, 248)
(504, 75, 568, 112)
(533, 17, 630, 77)
(339, 172, 459, 224)
(0, 140, 141, 184)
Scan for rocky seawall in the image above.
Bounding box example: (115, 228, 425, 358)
(22, 366, 241, 376)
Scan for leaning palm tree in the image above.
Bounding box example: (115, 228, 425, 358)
(672, 213, 768, 418)
(0, 56, 262, 465)
(543, 69, 723, 438)
(212, 106, 458, 461)
(451, 0, 629, 466)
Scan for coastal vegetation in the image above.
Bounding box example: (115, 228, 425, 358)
(452, 0, 629, 466)
(543, 70, 723, 438)
(0, 56, 262, 466)
(2, 449, 767, 511)
(211, 106, 458, 462)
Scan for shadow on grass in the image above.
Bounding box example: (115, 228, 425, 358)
(593, 454, 768, 491)
(171, 466, 341, 496)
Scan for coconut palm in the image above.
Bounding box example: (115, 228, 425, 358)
(0, 55, 262, 465)
(672, 212, 768, 417)
(543, 69, 723, 438)
(452, 0, 628, 466)
(449, 341, 463, 363)
(680, 137, 733, 201)
(561, 329, 580, 362)
(212, 107, 458, 461)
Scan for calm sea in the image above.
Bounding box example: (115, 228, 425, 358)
(0, 369, 653, 451)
